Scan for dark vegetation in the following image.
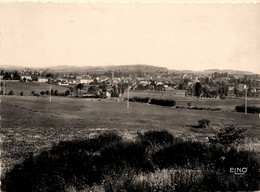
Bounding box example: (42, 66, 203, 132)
(235, 105, 260, 114)
(176, 105, 222, 111)
(150, 98, 176, 107)
(209, 124, 247, 146)
(198, 119, 211, 128)
(129, 97, 176, 107)
(129, 97, 150, 103)
(2, 130, 259, 192)
(8, 90, 14, 95)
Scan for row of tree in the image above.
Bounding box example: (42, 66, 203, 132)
(186, 82, 229, 98)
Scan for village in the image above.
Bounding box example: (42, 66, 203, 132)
(1, 66, 260, 99)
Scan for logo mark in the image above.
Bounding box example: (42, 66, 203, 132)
(230, 167, 247, 175)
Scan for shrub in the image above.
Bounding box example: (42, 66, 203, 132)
(153, 140, 211, 169)
(128, 97, 175, 107)
(209, 124, 247, 147)
(54, 90, 59, 96)
(150, 98, 176, 107)
(31, 90, 35, 95)
(138, 130, 175, 147)
(1, 132, 122, 192)
(198, 119, 211, 128)
(133, 97, 150, 103)
(235, 105, 260, 114)
(20, 91, 23, 96)
(40, 91, 45, 95)
(8, 90, 14, 95)
(2, 130, 259, 192)
(65, 90, 70, 96)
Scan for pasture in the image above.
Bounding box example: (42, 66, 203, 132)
(2, 82, 70, 96)
(1, 95, 260, 172)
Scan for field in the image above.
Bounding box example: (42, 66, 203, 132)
(122, 90, 260, 111)
(1, 87, 260, 190)
(2, 82, 71, 96)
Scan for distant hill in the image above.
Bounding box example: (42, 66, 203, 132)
(45, 64, 168, 74)
(203, 69, 254, 75)
(1, 64, 256, 75)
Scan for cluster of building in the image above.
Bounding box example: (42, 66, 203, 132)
(1, 67, 260, 97)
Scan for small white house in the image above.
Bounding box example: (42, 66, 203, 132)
(38, 77, 48, 83)
(21, 75, 32, 82)
(80, 78, 93, 84)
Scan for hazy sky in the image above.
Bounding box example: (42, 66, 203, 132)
(0, 2, 260, 73)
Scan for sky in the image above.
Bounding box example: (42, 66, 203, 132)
(0, 2, 260, 73)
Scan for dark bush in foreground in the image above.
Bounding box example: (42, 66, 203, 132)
(209, 124, 247, 146)
(2, 130, 259, 192)
(198, 119, 211, 128)
(235, 105, 260, 114)
(138, 130, 175, 147)
(150, 98, 176, 107)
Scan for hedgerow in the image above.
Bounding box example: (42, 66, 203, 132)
(235, 105, 260, 114)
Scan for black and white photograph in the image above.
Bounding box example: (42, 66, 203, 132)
(0, 0, 260, 191)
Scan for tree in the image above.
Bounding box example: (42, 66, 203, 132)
(54, 90, 59, 96)
(234, 87, 239, 97)
(65, 90, 70, 96)
(76, 83, 84, 95)
(40, 91, 45, 96)
(31, 91, 35, 95)
(45, 90, 50, 95)
(198, 119, 211, 128)
(46, 73, 53, 78)
(99, 84, 107, 92)
(13, 71, 21, 80)
(69, 87, 74, 95)
(111, 85, 119, 97)
(8, 90, 14, 95)
(209, 125, 247, 147)
(194, 82, 202, 98)
(31, 74, 38, 81)
(3, 72, 11, 80)
(20, 91, 23, 96)
(88, 86, 99, 94)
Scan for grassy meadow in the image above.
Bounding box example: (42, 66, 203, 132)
(2, 82, 70, 96)
(0, 84, 260, 191)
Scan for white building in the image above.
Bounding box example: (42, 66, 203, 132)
(38, 77, 48, 83)
(21, 75, 32, 82)
(80, 78, 93, 84)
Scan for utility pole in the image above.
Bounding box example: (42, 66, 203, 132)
(127, 86, 129, 109)
(3, 81, 5, 96)
(245, 87, 247, 115)
(0, 78, 1, 95)
(49, 85, 52, 103)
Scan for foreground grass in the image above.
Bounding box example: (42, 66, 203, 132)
(2, 131, 260, 192)
(0, 96, 260, 172)
(0, 96, 260, 191)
